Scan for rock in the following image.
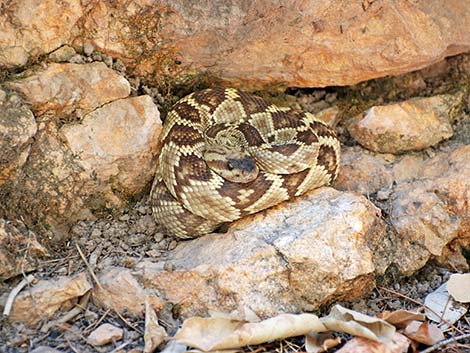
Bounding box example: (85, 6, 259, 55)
(0, 95, 161, 239)
(79, 1, 470, 88)
(60, 95, 161, 196)
(315, 106, 340, 127)
(348, 94, 461, 154)
(390, 145, 470, 274)
(0, 218, 49, 280)
(0, 0, 83, 68)
(96, 188, 389, 320)
(48, 45, 77, 62)
(94, 267, 164, 315)
(9, 62, 131, 117)
(1, 1, 469, 88)
(87, 323, 123, 346)
(335, 147, 394, 195)
(0, 92, 37, 186)
(0, 272, 92, 325)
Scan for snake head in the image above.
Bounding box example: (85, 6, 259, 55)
(204, 145, 259, 183)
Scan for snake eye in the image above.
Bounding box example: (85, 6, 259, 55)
(227, 162, 234, 171)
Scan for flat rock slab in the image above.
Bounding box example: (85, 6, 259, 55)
(0, 272, 91, 325)
(95, 188, 389, 320)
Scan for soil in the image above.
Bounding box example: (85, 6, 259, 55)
(0, 51, 469, 353)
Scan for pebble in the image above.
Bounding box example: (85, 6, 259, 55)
(87, 323, 123, 346)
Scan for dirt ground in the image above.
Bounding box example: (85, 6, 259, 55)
(0, 53, 469, 353)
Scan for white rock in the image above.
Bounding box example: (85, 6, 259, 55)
(87, 323, 123, 346)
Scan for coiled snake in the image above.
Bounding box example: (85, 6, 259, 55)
(150, 88, 340, 238)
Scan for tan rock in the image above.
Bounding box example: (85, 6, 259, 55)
(9, 63, 130, 117)
(99, 188, 388, 320)
(0, 218, 49, 280)
(1, 1, 469, 88)
(94, 267, 164, 315)
(0, 93, 37, 186)
(2, 272, 92, 325)
(348, 94, 460, 154)
(61, 95, 161, 196)
(335, 146, 394, 195)
(87, 323, 123, 346)
(390, 145, 470, 274)
(1, 95, 161, 239)
(78, 1, 470, 88)
(0, 0, 83, 68)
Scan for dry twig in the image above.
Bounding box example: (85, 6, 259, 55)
(3, 274, 36, 317)
(75, 243, 103, 291)
(419, 333, 470, 353)
(40, 291, 91, 333)
(379, 287, 465, 335)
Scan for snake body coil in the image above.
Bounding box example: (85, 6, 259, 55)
(150, 88, 341, 238)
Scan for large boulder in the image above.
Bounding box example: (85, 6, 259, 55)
(1, 1, 469, 88)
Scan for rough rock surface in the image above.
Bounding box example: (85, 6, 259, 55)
(60, 95, 161, 197)
(94, 188, 389, 319)
(0, 272, 91, 325)
(0, 91, 37, 186)
(390, 146, 470, 274)
(0, 218, 49, 280)
(1, 63, 161, 238)
(0, 0, 83, 68)
(9, 62, 131, 117)
(1, 1, 469, 88)
(338, 144, 470, 273)
(348, 94, 460, 153)
(94, 267, 165, 314)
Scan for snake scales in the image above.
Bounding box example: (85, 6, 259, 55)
(150, 88, 341, 238)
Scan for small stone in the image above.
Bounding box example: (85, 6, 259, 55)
(83, 41, 95, 56)
(376, 189, 391, 201)
(48, 45, 76, 62)
(91, 229, 102, 238)
(69, 54, 85, 64)
(119, 214, 130, 222)
(87, 323, 123, 346)
(315, 106, 340, 127)
(137, 206, 148, 215)
(84, 309, 99, 322)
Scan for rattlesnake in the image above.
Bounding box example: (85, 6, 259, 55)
(150, 88, 341, 238)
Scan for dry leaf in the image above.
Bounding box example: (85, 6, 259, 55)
(447, 273, 470, 303)
(176, 314, 327, 351)
(377, 310, 425, 328)
(144, 301, 167, 353)
(321, 305, 396, 343)
(335, 332, 410, 353)
(404, 321, 444, 345)
(305, 332, 341, 353)
(424, 283, 467, 326)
